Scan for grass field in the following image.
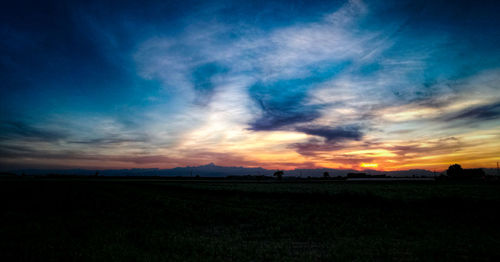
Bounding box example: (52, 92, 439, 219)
(1, 178, 500, 261)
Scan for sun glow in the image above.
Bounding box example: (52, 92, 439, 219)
(360, 163, 378, 168)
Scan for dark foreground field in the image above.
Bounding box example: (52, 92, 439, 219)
(1, 178, 500, 261)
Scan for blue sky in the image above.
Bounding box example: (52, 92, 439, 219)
(1, 0, 500, 170)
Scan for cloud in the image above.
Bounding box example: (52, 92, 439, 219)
(446, 101, 500, 122)
(249, 109, 320, 131)
(296, 125, 363, 141)
(248, 92, 322, 131)
(0, 121, 67, 142)
(3, 0, 500, 170)
(134, 0, 380, 135)
(290, 138, 351, 157)
(190, 62, 229, 105)
(288, 125, 363, 160)
(387, 137, 463, 158)
(68, 137, 149, 146)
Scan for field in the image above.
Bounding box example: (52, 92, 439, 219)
(1, 178, 500, 261)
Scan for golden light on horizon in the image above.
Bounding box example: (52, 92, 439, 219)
(360, 163, 378, 168)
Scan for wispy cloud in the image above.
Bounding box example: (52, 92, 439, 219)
(0, 121, 68, 142)
(2, 0, 500, 170)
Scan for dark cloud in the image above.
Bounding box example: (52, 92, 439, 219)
(289, 125, 363, 157)
(385, 137, 463, 159)
(68, 136, 149, 146)
(0, 144, 173, 165)
(0, 121, 150, 147)
(446, 101, 500, 122)
(0, 146, 96, 161)
(247, 78, 326, 131)
(296, 125, 362, 141)
(325, 156, 376, 167)
(0, 145, 38, 158)
(290, 138, 349, 157)
(0, 121, 67, 142)
(289, 139, 377, 167)
(249, 107, 321, 131)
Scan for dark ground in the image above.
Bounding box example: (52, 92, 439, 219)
(1, 177, 500, 261)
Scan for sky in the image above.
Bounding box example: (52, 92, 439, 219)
(1, 0, 500, 171)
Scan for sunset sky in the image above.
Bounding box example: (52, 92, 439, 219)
(1, 0, 500, 171)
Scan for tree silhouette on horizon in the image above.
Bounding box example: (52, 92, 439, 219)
(273, 170, 284, 180)
(447, 164, 463, 178)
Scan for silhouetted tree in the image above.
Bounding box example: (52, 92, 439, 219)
(447, 164, 463, 178)
(447, 164, 484, 179)
(273, 170, 284, 180)
(323, 172, 330, 178)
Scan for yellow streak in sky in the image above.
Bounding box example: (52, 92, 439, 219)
(360, 163, 378, 168)
(346, 149, 397, 157)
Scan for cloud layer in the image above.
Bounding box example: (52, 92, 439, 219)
(1, 0, 500, 170)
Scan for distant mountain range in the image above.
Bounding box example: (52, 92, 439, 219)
(5, 162, 499, 177)
(8, 162, 497, 177)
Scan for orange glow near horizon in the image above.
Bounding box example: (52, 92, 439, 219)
(360, 163, 379, 168)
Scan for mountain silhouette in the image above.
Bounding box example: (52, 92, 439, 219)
(7, 163, 458, 177)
